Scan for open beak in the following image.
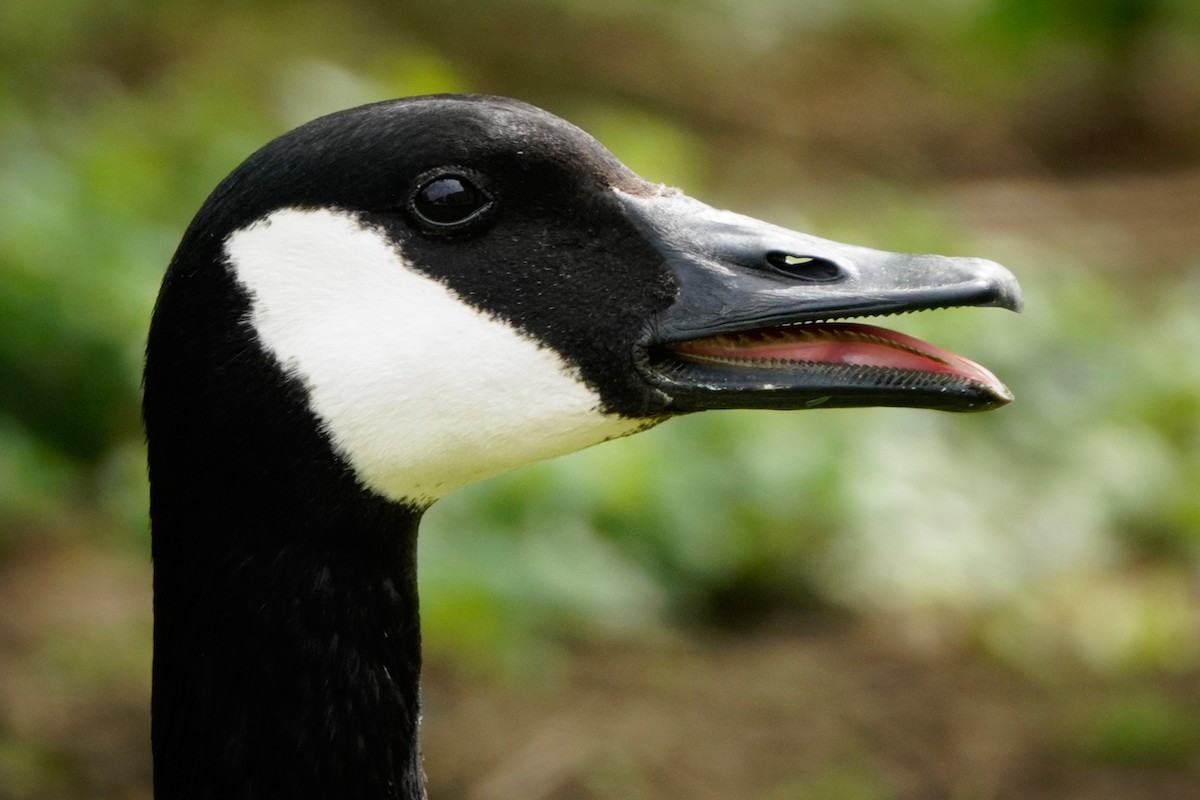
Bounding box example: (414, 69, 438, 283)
(618, 190, 1023, 413)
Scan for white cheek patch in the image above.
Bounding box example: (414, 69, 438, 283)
(225, 207, 649, 505)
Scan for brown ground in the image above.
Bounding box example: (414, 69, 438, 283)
(948, 167, 1200, 277)
(2, 532, 1197, 800)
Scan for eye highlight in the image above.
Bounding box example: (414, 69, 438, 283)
(410, 172, 494, 230)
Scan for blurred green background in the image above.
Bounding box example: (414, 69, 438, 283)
(2, 0, 1200, 798)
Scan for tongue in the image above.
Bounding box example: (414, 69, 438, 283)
(671, 322, 1005, 391)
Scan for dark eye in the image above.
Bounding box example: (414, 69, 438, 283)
(411, 173, 493, 228)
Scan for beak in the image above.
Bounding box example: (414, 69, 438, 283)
(617, 190, 1023, 413)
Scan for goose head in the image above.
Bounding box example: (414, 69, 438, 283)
(148, 94, 1020, 510)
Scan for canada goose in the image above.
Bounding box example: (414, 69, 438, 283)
(143, 94, 1021, 799)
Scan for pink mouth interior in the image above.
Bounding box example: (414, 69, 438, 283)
(668, 322, 1005, 392)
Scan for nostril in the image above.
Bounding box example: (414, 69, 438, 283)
(765, 252, 843, 282)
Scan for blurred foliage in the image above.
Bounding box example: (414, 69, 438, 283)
(1075, 690, 1200, 769)
(1, 0, 1199, 684)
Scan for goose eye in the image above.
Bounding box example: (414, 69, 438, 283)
(411, 174, 492, 228)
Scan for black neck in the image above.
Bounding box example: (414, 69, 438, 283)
(149, 477, 427, 800)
